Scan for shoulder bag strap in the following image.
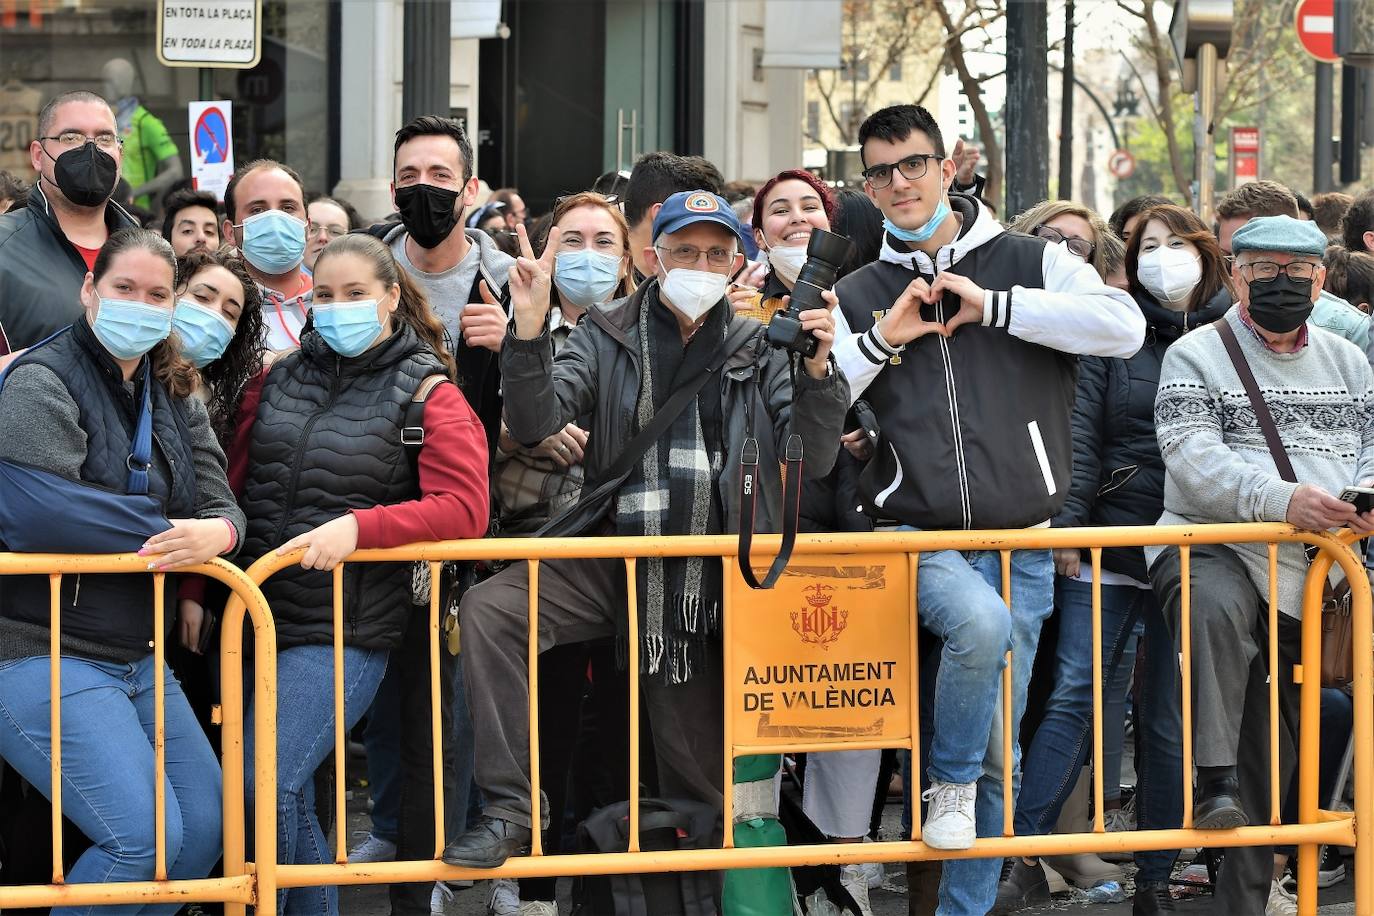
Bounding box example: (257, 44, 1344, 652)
(402, 374, 450, 478)
(126, 372, 154, 495)
(1213, 318, 1297, 482)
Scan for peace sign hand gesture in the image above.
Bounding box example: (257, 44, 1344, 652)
(510, 223, 563, 340)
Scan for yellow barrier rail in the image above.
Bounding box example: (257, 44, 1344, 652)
(0, 554, 277, 914)
(225, 522, 1371, 916)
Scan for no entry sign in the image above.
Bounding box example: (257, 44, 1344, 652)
(1108, 148, 1136, 180)
(1295, 0, 1340, 63)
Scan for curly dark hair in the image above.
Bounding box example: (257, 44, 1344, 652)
(175, 248, 265, 449)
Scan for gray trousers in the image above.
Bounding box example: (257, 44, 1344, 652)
(1151, 544, 1301, 911)
(459, 557, 724, 829)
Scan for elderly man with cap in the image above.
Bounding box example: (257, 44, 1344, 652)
(442, 190, 849, 869)
(1148, 214, 1374, 913)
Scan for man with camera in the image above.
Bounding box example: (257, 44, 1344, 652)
(442, 190, 849, 868)
(830, 104, 1144, 915)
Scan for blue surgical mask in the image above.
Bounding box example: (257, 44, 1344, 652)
(172, 299, 236, 368)
(91, 297, 172, 361)
(553, 249, 622, 308)
(238, 210, 307, 275)
(884, 195, 952, 244)
(312, 299, 384, 357)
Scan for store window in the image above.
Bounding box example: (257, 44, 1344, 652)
(0, 0, 336, 216)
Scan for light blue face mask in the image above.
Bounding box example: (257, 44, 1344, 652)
(91, 297, 172, 361)
(312, 299, 384, 357)
(553, 249, 622, 308)
(172, 299, 236, 368)
(238, 209, 307, 275)
(883, 194, 952, 244)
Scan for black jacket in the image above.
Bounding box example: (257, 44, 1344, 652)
(1054, 287, 1231, 579)
(0, 186, 139, 350)
(239, 325, 448, 651)
(0, 320, 208, 652)
(833, 194, 1145, 530)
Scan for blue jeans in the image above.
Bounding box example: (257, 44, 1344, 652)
(908, 542, 1054, 916)
(1014, 577, 1183, 883)
(245, 644, 388, 915)
(363, 661, 402, 843)
(0, 655, 222, 916)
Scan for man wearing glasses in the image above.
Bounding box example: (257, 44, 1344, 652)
(1149, 215, 1374, 913)
(0, 90, 138, 351)
(828, 104, 1143, 915)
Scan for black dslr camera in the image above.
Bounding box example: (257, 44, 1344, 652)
(765, 228, 853, 358)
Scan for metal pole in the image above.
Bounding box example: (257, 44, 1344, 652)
(198, 68, 214, 102)
(401, 0, 451, 124)
(1195, 42, 1218, 222)
(1005, 0, 1050, 217)
(1341, 62, 1363, 186)
(1316, 62, 1334, 193)
(1058, 0, 1075, 199)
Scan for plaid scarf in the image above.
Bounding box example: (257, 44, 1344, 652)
(614, 287, 726, 684)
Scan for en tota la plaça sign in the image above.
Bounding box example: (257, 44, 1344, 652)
(157, 0, 262, 70)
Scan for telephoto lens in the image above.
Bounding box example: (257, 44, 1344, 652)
(766, 228, 852, 358)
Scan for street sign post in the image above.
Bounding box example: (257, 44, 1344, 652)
(1108, 148, 1136, 180)
(1230, 126, 1261, 186)
(1296, 0, 1341, 63)
(157, 1, 262, 69)
(188, 100, 235, 201)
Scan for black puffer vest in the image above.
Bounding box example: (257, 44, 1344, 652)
(238, 325, 447, 651)
(0, 320, 197, 652)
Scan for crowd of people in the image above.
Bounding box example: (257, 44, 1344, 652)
(0, 88, 1372, 916)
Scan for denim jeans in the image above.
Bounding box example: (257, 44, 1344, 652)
(0, 655, 222, 916)
(363, 661, 403, 843)
(904, 541, 1054, 916)
(1102, 620, 1141, 802)
(245, 644, 389, 915)
(1014, 577, 1183, 883)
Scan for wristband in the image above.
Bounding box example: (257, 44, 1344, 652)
(220, 517, 237, 555)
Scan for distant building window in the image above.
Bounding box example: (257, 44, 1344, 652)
(889, 61, 902, 81)
(842, 57, 869, 82)
(807, 100, 820, 137)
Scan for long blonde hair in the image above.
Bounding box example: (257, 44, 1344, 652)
(1009, 200, 1119, 282)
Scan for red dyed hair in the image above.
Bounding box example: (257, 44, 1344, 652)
(751, 169, 837, 237)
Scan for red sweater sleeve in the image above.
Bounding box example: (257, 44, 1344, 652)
(351, 380, 491, 548)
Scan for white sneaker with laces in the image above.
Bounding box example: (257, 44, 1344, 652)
(488, 877, 520, 916)
(517, 902, 557, 915)
(839, 863, 876, 916)
(860, 859, 885, 889)
(431, 880, 454, 915)
(348, 833, 397, 863)
(921, 781, 978, 850)
(1266, 877, 1298, 916)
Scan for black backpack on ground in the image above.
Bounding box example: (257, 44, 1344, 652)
(570, 797, 721, 916)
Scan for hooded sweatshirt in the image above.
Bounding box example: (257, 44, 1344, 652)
(831, 193, 1145, 530)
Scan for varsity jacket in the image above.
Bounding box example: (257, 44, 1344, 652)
(831, 193, 1145, 530)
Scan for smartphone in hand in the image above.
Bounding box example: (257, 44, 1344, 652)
(1339, 485, 1374, 515)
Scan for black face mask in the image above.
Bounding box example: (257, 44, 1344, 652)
(394, 183, 461, 249)
(45, 141, 119, 208)
(1247, 273, 1315, 334)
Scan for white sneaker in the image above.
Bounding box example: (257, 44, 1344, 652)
(859, 859, 884, 889)
(921, 781, 977, 850)
(517, 902, 557, 915)
(1266, 878, 1298, 916)
(348, 833, 397, 863)
(839, 863, 876, 916)
(431, 880, 454, 915)
(488, 878, 520, 916)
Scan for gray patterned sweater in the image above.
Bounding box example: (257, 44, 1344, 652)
(1148, 306, 1374, 617)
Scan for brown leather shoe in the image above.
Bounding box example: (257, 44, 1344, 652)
(907, 858, 942, 916)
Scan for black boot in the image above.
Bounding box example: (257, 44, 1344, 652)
(1194, 765, 1247, 830)
(1132, 880, 1176, 914)
(440, 816, 532, 868)
(990, 859, 1050, 914)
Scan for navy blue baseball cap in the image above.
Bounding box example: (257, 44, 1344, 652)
(652, 190, 750, 247)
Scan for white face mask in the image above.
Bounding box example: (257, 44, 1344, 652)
(767, 245, 808, 285)
(659, 267, 728, 322)
(1137, 246, 1202, 307)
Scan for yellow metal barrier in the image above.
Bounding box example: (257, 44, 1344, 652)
(0, 554, 277, 914)
(228, 522, 1371, 916)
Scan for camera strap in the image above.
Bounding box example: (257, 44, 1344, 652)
(736, 355, 804, 590)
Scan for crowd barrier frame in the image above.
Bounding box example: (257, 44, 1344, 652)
(0, 554, 277, 914)
(1, 522, 1366, 916)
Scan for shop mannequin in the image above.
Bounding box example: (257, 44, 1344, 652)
(102, 58, 182, 210)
